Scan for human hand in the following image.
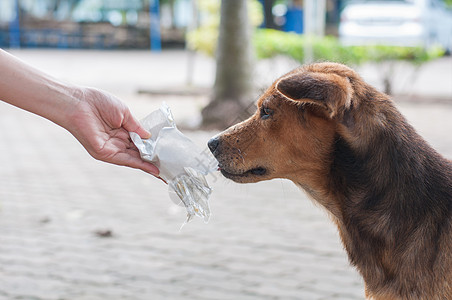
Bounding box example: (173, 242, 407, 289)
(0, 50, 159, 178)
(66, 87, 160, 177)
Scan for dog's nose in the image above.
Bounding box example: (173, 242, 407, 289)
(208, 136, 220, 153)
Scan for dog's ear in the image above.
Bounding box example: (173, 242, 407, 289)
(276, 72, 352, 118)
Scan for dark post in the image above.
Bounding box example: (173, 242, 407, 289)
(149, 0, 162, 51)
(9, 0, 21, 48)
(260, 0, 276, 29)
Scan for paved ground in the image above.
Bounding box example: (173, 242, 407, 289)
(0, 50, 451, 300)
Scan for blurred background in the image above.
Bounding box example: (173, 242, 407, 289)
(0, 1, 451, 300)
(1, 0, 451, 50)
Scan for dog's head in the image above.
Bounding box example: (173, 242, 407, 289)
(208, 62, 374, 187)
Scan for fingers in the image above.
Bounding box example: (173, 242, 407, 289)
(92, 129, 161, 178)
(135, 126, 151, 140)
(134, 160, 165, 182)
(111, 148, 160, 178)
(137, 161, 160, 177)
(122, 110, 151, 140)
(121, 131, 165, 182)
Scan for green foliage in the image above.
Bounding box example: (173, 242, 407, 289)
(187, 27, 218, 57)
(253, 29, 445, 65)
(187, 2, 445, 66)
(350, 44, 446, 65)
(253, 29, 363, 65)
(252, 29, 445, 95)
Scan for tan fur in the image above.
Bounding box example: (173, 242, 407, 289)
(209, 62, 452, 300)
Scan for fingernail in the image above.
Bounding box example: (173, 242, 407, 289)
(143, 131, 152, 139)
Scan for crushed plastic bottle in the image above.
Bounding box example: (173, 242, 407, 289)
(129, 103, 217, 224)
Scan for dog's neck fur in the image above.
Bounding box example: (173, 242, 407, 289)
(299, 90, 452, 299)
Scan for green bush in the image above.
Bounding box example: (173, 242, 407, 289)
(189, 25, 444, 67)
(187, 27, 218, 57)
(350, 44, 445, 65)
(253, 29, 444, 66)
(253, 29, 364, 65)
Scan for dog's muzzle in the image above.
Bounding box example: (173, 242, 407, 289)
(207, 136, 267, 180)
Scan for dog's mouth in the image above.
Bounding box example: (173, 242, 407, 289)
(218, 164, 267, 180)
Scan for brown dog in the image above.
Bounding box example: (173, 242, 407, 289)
(208, 62, 452, 300)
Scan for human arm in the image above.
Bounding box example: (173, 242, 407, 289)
(0, 49, 159, 176)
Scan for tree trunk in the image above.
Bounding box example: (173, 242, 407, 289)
(201, 0, 255, 129)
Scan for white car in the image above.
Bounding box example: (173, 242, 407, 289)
(339, 0, 452, 52)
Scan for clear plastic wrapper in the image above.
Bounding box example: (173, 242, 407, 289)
(130, 103, 217, 223)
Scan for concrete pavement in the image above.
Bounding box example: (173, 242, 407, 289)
(0, 50, 451, 300)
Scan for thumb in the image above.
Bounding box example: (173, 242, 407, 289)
(123, 111, 151, 139)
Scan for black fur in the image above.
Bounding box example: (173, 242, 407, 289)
(329, 112, 452, 297)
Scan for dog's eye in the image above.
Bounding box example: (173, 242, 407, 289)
(260, 106, 274, 120)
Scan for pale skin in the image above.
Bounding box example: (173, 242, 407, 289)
(0, 49, 159, 176)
